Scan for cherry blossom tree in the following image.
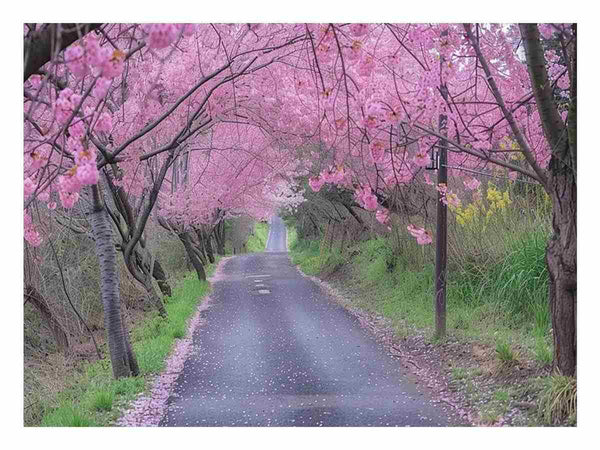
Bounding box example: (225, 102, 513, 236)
(23, 22, 576, 378)
(292, 23, 576, 375)
(24, 23, 310, 377)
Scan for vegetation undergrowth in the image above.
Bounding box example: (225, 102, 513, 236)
(36, 260, 219, 427)
(245, 221, 269, 253)
(538, 372, 577, 425)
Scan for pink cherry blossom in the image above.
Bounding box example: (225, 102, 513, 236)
(84, 35, 105, 68)
(350, 23, 369, 37)
(65, 45, 89, 78)
(355, 186, 378, 211)
(370, 141, 385, 163)
(59, 191, 80, 209)
(376, 208, 389, 224)
(76, 163, 100, 185)
(358, 55, 375, 77)
(95, 111, 113, 133)
(144, 24, 178, 49)
(463, 177, 481, 190)
(407, 224, 433, 245)
(102, 49, 125, 79)
(93, 77, 112, 98)
(309, 176, 324, 192)
(24, 177, 36, 198)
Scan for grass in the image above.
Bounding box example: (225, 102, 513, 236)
(289, 222, 552, 352)
(36, 261, 219, 427)
(289, 237, 323, 276)
(495, 339, 517, 365)
(538, 373, 577, 425)
(245, 221, 269, 253)
(290, 226, 553, 349)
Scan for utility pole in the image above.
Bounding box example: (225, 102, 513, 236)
(435, 33, 449, 340)
(435, 106, 448, 340)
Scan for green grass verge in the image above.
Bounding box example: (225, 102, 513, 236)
(288, 227, 552, 361)
(245, 221, 269, 253)
(38, 261, 218, 427)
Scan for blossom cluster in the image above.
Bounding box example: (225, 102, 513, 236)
(407, 224, 432, 245)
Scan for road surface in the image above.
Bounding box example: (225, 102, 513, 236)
(160, 217, 454, 426)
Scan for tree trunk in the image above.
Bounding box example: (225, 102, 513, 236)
(214, 221, 225, 256)
(131, 248, 168, 317)
(197, 228, 215, 264)
(121, 310, 139, 376)
(179, 232, 207, 281)
(190, 234, 208, 265)
(152, 259, 172, 297)
(520, 23, 577, 376)
(546, 160, 577, 376)
(204, 232, 215, 264)
(24, 284, 70, 353)
(89, 187, 134, 379)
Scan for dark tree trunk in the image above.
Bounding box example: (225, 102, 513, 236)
(546, 166, 577, 376)
(103, 170, 172, 308)
(179, 232, 207, 281)
(121, 310, 139, 376)
(197, 228, 215, 264)
(152, 259, 172, 297)
(131, 248, 168, 317)
(204, 232, 215, 264)
(24, 284, 70, 353)
(520, 24, 577, 376)
(214, 221, 225, 256)
(190, 233, 208, 265)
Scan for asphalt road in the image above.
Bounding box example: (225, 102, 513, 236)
(160, 217, 454, 426)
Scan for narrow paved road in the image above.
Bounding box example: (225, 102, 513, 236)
(160, 217, 454, 426)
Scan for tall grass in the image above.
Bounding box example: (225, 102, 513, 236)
(538, 373, 577, 425)
(288, 181, 553, 358)
(36, 263, 217, 427)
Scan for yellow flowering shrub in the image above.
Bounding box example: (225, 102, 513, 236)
(453, 182, 513, 229)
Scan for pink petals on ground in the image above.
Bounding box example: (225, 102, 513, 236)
(116, 259, 230, 426)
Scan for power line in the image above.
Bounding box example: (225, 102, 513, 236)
(441, 164, 540, 185)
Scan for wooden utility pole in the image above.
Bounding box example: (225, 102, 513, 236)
(435, 41, 449, 339)
(435, 109, 448, 339)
